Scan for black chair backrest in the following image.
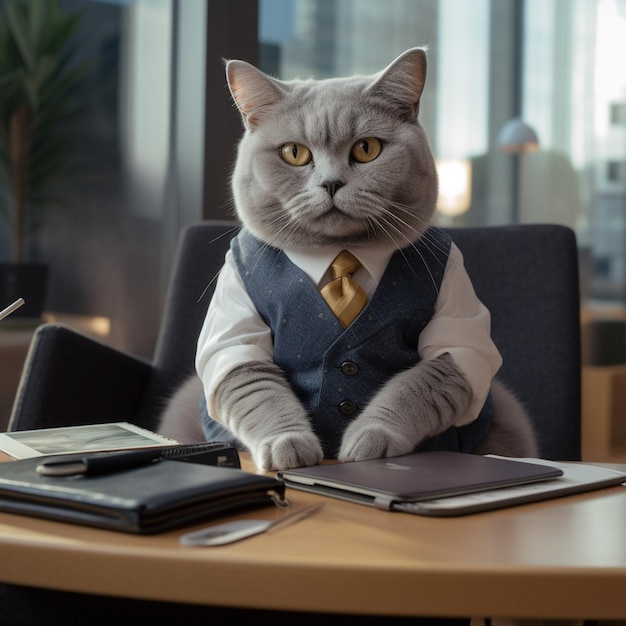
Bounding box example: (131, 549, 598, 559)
(153, 221, 239, 379)
(137, 221, 240, 425)
(152, 221, 581, 460)
(446, 225, 581, 460)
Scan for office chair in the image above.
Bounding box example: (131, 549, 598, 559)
(446, 223, 581, 461)
(9, 220, 581, 462)
(3, 220, 581, 625)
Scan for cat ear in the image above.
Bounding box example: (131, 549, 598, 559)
(367, 48, 427, 119)
(226, 60, 285, 129)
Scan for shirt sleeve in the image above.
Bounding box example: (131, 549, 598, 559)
(417, 242, 502, 426)
(195, 250, 274, 417)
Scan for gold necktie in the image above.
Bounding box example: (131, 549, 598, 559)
(320, 250, 368, 328)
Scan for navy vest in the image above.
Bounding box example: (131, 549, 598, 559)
(230, 228, 492, 458)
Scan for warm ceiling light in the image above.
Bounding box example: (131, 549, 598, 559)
(436, 159, 472, 217)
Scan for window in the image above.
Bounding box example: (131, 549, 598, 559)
(259, 0, 626, 305)
(13, 0, 625, 360)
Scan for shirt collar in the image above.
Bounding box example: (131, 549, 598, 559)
(284, 242, 397, 288)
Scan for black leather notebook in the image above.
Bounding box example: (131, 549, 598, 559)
(0, 457, 285, 533)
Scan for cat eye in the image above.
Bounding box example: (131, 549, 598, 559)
(280, 143, 312, 166)
(351, 138, 382, 163)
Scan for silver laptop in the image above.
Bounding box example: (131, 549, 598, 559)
(278, 451, 563, 513)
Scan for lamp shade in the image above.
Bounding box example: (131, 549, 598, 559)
(498, 118, 539, 153)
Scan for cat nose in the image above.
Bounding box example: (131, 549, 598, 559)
(321, 180, 344, 197)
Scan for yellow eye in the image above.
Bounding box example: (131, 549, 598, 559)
(351, 138, 382, 163)
(280, 143, 312, 166)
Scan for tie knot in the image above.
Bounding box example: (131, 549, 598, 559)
(320, 250, 368, 328)
(330, 250, 361, 279)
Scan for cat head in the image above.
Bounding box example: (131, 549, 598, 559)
(226, 48, 438, 250)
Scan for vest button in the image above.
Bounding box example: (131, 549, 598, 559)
(338, 400, 357, 416)
(340, 361, 359, 376)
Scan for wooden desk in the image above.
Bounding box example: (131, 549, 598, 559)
(1, 455, 626, 621)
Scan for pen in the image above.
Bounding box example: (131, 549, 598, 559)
(0, 298, 25, 321)
(35, 442, 237, 477)
(265, 502, 325, 534)
(179, 503, 325, 546)
(36, 448, 165, 477)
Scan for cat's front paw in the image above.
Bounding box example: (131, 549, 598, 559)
(338, 422, 413, 463)
(252, 431, 323, 471)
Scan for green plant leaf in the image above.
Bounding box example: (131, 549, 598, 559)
(5, 0, 34, 72)
(0, 0, 90, 262)
(28, 0, 45, 50)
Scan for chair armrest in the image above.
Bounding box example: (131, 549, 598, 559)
(9, 324, 153, 432)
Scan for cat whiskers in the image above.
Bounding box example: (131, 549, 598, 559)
(371, 204, 447, 295)
(420, 225, 456, 256)
(374, 215, 439, 293)
(244, 207, 312, 275)
(197, 267, 224, 303)
(381, 199, 452, 262)
(197, 225, 243, 303)
(209, 225, 240, 244)
(360, 195, 424, 247)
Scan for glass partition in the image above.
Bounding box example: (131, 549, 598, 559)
(259, 0, 626, 308)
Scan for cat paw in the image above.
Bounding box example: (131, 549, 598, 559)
(252, 432, 323, 471)
(338, 424, 413, 462)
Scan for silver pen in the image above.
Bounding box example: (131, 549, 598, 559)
(266, 502, 325, 534)
(180, 503, 325, 546)
(0, 298, 25, 321)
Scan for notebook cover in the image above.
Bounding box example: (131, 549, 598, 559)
(278, 451, 563, 509)
(0, 457, 285, 534)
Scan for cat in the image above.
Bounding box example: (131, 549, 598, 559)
(158, 47, 538, 470)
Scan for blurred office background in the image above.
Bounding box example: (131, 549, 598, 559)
(0, 0, 625, 365)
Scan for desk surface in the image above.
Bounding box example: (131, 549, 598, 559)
(1, 454, 626, 620)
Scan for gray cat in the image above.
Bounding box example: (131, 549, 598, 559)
(158, 48, 537, 470)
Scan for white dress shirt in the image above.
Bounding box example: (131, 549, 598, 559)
(196, 240, 502, 426)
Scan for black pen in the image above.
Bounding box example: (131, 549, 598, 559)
(36, 442, 239, 477)
(36, 448, 166, 477)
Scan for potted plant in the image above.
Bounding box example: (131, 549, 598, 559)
(0, 0, 87, 318)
